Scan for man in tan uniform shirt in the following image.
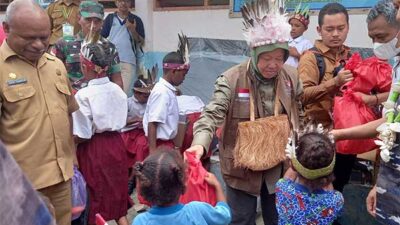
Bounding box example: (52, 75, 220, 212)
(0, 1, 78, 224)
(47, 0, 81, 46)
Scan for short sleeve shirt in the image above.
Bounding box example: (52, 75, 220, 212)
(143, 78, 179, 140)
(286, 35, 313, 68)
(72, 77, 127, 139)
(133, 202, 231, 225)
(0, 41, 79, 189)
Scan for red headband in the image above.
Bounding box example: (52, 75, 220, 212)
(80, 54, 107, 78)
(289, 14, 310, 28)
(163, 63, 190, 71)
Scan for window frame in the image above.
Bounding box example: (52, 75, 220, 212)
(99, 0, 135, 12)
(154, 0, 229, 11)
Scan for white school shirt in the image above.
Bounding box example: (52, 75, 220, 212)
(285, 35, 313, 68)
(177, 95, 205, 115)
(128, 95, 147, 118)
(143, 78, 179, 140)
(121, 95, 147, 132)
(72, 77, 128, 139)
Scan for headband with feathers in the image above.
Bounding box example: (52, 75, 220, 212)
(163, 32, 190, 71)
(80, 22, 108, 75)
(285, 123, 336, 180)
(241, 0, 291, 48)
(289, 4, 310, 28)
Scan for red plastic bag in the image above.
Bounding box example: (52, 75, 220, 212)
(334, 91, 378, 154)
(344, 54, 392, 93)
(179, 152, 217, 206)
(0, 26, 5, 46)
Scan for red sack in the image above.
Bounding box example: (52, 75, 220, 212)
(334, 91, 378, 154)
(0, 26, 5, 46)
(179, 152, 217, 206)
(345, 54, 392, 93)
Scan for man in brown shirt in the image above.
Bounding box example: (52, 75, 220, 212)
(298, 3, 353, 204)
(299, 3, 353, 128)
(47, 0, 81, 46)
(0, 1, 78, 225)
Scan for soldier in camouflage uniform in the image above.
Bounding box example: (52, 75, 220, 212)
(53, 1, 123, 91)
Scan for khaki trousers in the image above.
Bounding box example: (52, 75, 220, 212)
(38, 180, 72, 225)
(120, 62, 137, 95)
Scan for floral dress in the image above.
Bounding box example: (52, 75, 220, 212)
(275, 178, 344, 225)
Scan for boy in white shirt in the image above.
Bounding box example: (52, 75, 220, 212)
(143, 34, 190, 153)
(121, 78, 153, 168)
(286, 4, 313, 68)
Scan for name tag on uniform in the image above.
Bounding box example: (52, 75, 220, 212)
(7, 78, 27, 86)
(62, 23, 74, 37)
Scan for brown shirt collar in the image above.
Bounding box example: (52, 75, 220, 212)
(314, 39, 350, 59)
(0, 41, 51, 68)
(60, 0, 81, 6)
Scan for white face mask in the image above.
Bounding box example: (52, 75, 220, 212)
(373, 33, 400, 60)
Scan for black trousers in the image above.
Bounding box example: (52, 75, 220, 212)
(333, 153, 357, 192)
(226, 183, 278, 225)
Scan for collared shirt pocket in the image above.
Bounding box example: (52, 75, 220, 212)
(50, 10, 65, 28)
(55, 82, 71, 112)
(3, 85, 39, 120)
(232, 96, 251, 119)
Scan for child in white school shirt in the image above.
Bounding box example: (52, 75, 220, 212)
(143, 39, 190, 153)
(286, 4, 313, 68)
(72, 40, 129, 225)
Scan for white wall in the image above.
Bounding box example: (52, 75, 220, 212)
(134, 6, 374, 52)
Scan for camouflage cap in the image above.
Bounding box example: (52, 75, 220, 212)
(79, 1, 104, 19)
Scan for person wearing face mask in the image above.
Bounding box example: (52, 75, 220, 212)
(331, 1, 400, 224)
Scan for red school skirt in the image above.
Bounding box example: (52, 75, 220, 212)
(77, 131, 129, 224)
(120, 128, 149, 168)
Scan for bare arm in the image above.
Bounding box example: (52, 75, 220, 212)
(148, 122, 158, 153)
(204, 172, 226, 202)
(355, 92, 389, 106)
(332, 117, 385, 141)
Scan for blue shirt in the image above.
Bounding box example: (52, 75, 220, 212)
(133, 201, 231, 225)
(275, 179, 343, 225)
(102, 12, 145, 65)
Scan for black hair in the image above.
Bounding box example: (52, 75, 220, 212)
(134, 148, 186, 206)
(318, 3, 349, 26)
(162, 51, 184, 74)
(294, 132, 335, 191)
(84, 42, 112, 69)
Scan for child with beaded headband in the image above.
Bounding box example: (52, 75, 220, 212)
(72, 22, 130, 225)
(275, 124, 344, 225)
(286, 3, 313, 68)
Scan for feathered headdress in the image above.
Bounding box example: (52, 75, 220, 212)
(80, 22, 108, 76)
(163, 32, 190, 71)
(133, 65, 158, 94)
(289, 4, 310, 28)
(241, 0, 291, 48)
(285, 124, 336, 180)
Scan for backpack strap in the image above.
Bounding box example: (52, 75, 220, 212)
(308, 47, 326, 84)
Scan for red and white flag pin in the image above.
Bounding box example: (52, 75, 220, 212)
(96, 214, 109, 225)
(238, 88, 250, 98)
